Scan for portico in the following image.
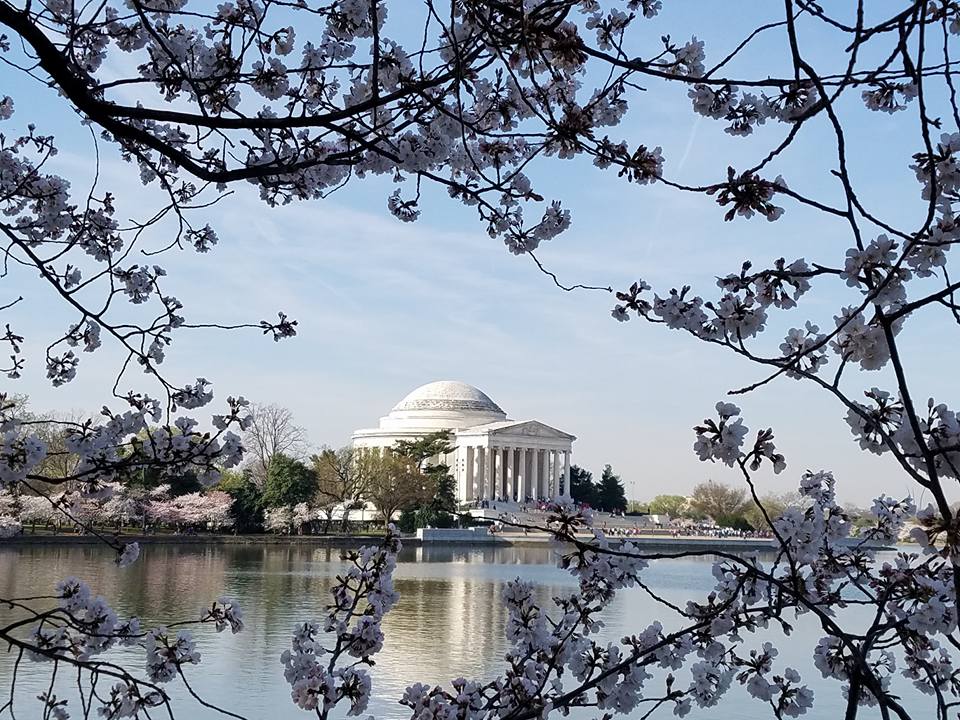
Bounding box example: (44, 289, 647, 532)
(452, 422, 574, 503)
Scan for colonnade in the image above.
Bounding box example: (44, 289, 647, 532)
(456, 446, 571, 502)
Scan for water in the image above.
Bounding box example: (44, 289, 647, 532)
(0, 542, 922, 719)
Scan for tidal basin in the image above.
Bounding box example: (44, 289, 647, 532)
(0, 542, 923, 719)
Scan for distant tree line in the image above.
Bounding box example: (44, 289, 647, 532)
(4, 399, 878, 538)
(639, 480, 872, 532)
(1, 399, 460, 537)
(1, 483, 234, 535)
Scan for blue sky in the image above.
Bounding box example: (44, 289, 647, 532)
(3, 1, 955, 505)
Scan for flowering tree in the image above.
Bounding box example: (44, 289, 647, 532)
(145, 490, 234, 530)
(2, 1, 960, 719)
(0, 487, 21, 537)
(167, 490, 234, 529)
(291, 500, 315, 533)
(264, 504, 294, 534)
(17, 496, 53, 527)
(102, 484, 154, 529)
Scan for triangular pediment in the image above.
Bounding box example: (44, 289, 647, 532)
(485, 420, 575, 440)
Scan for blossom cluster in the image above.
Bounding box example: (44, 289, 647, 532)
(689, 82, 819, 135)
(11, 574, 249, 718)
(279, 527, 401, 715)
(1, 392, 250, 494)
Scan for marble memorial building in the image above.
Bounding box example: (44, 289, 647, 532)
(352, 381, 575, 503)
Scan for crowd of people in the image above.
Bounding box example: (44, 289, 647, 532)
(602, 524, 774, 539)
(468, 498, 776, 540)
(668, 524, 774, 539)
(465, 496, 783, 541)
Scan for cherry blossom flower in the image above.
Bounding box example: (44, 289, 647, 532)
(116, 542, 140, 568)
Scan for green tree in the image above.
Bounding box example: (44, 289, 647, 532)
(397, 509, 419, 534)
(568, 465, 597, 507)
(393, 431, 453, 471)
(216, 469, 264, 533)
(392, 432, 457, 528)
(364, 451, 433, 530)
(131, 466, 202, 497)
(688, 480, 750, 527)
(261, 454, 317, 508)
(595, 465, 627, 513)
(646, 494, 689, 518)
(417, 474, 457, 528)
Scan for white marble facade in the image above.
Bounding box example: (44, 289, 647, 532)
(352, 381, 575, 504)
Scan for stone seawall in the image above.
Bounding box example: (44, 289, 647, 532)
(0, 533, 406, 547)
(0, 532, 894, 552)
(416, 527, 506, 544)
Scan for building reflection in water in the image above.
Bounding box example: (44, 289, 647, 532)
(378, 545, 574, 696)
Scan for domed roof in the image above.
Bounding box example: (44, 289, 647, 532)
(392, 381, 505, 415)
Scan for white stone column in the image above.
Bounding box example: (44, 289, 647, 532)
(475, 446, 485, 499)
(563, 449, 571, 499)
(547, 449, 555, 499)
(504, 448, 510, 500)
(531, 448, 539, 501)
(537, 450, 544, 499)
(466, 446, 475, 502)
(550, 450, 559, 498)
(493, 447, 502, 500)
(518, 448, 528, 502)
(543, 449, 550, 499)
(540, 450, 550, 500)
(530, 449, 537, 500)
(484, 446, 494, 500)
(502, 448, 508, 500)
(473, 447, 482, 499)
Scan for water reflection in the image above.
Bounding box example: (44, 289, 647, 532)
(0, 543, 934, 720)
(0, 543, 579, 719)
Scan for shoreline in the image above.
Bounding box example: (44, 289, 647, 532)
(0, 533, 896, 552)
(0, 533, 399, 547)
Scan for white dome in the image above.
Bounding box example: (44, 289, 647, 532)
(392, 381, 504, 415)
(351, 381, 508, 436)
